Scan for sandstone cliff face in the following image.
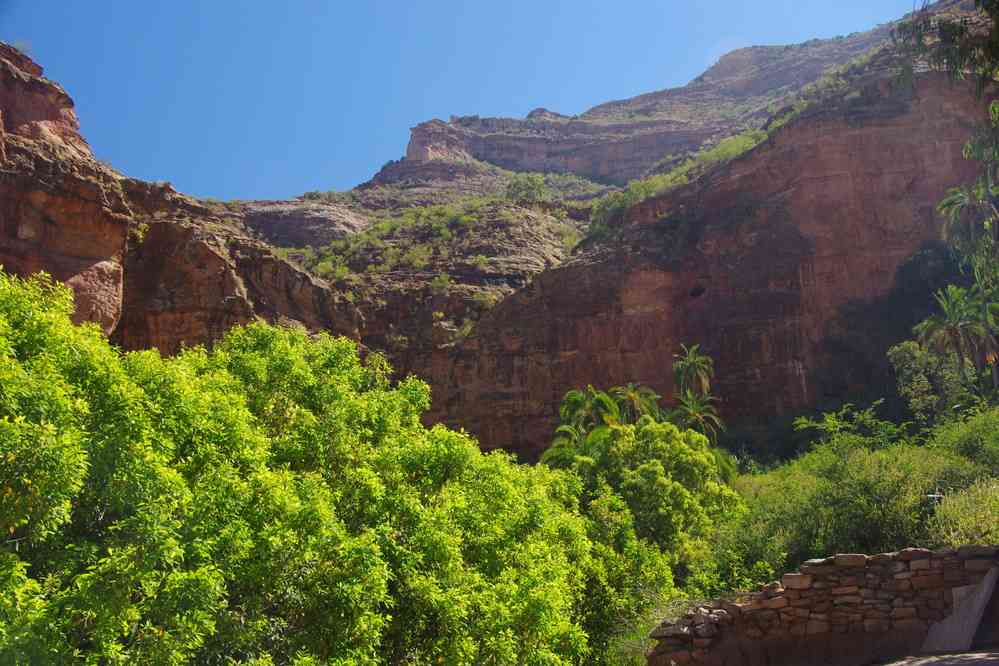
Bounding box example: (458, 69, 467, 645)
(0, 43, 129, 333)
(0, 44, 362, 351)
(237, 199, 370, 247)
(113, 219, 359, 353)
(420, 75, 986, 457)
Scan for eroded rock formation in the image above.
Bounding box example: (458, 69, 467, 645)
(0, 44, 360, 348)
(0, 43, 128, 333)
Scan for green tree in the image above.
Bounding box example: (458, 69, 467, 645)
(669, 389, 725, 445)
(0, 270, 669, 665)
(609, 383, 663, 423)
(505, 173, 550, 204)
(672, 343, 715, 397)
(542, 419, 740, 557)
(914, 285, 989, 385)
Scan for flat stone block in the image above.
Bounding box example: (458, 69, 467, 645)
(965, 559, 996, 572)
(835, 554, 868, 567)
(897, 548, 932, 561)
(957, 545, 998, 559)
(782, 573, 813, 590)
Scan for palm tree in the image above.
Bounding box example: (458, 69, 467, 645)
(915, 285, 991, 386)
(558, 385, 621, 434)
(609, 383, 662, 423)
(673, 344, 715, 397)
(938, 179, 999, 290)
(669, 389, 725, 445)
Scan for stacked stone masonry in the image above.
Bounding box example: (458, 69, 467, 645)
(648, 546, 999, 666)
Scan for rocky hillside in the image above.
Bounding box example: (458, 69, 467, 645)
(366, 5, 936, 192)
(0, 0, 989, 458)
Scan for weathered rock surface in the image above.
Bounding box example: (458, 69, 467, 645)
(0, 42, 128, 333)
(113, 218, 359, 353)
(0, 7, 991, 461)
(237, 199, 370, 248)
(0, 44, 360, 349)
(421, 74, 987, 456)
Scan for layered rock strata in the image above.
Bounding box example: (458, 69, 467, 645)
(379, 19, 898, 187)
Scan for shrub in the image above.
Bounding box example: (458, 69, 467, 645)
(430, 272, 452, 295)
(505, 173, 550, 204)
(588, 130, 767, 232)
(929, 407, 999, 474)
(928, 478, 999, 546)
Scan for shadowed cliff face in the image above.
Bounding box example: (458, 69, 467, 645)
(419, 75, 987, 458)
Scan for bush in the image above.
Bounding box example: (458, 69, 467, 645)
(588, 130, 767, 232)
(928, 478, 999, 546)
(929, 407, 999, 474)
(430, 272, 452, 295)
(505, 173, 550, 204)
(728, 411, 981, 576)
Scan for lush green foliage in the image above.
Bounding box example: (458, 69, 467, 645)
(505, 173, 550, 204)
(276, 198, 580, 285)
(928, 477, 999, 546)
(0, 271, 673, 664)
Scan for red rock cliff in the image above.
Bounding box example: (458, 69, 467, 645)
(0, 43, 129, 332)
(420, 75, 986, 457)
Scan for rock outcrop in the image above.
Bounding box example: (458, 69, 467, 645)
(0, 42, 128, 333)
(421, 74, 987, 457)
(113, 218, 359, 354)
(0, 44, 361, 350)
(647, 545, 999, 666)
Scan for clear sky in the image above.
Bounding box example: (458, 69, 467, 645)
(2, 1, 918, 200)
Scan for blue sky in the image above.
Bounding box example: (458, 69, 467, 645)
(3, 1, 917, 200)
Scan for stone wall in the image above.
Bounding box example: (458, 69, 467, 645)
(648, 546, 999, 666)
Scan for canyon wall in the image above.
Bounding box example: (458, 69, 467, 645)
(646, 545, 999, 666)
(0, 44, 359, 352)
(422, 75, 986, 457)
(2, 38, 990, 459)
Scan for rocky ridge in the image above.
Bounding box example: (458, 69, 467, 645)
(372, 12, 898, 191)
(418, 73, 987, 456)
